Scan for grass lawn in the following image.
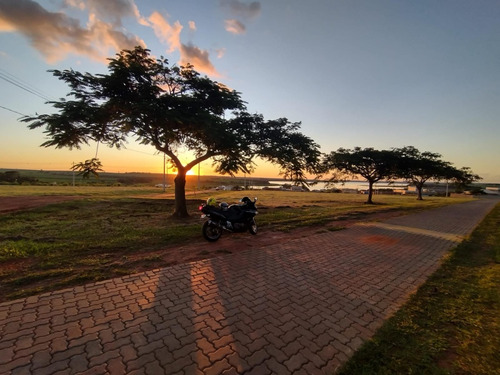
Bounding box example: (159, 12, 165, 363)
(337, 201, 500, 375)
(0, 186, 471, 302)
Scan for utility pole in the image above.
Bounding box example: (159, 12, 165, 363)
(198, 163, 201, 191)
(163, 154, 166, 193)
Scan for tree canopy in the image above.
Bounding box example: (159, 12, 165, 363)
(24, 46, 321, 217)
(393, 146, 481, 200)
(323, 147, 397, 204)
(323, 146, 481, 202)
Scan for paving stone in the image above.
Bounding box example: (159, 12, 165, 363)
(246, 348, 271, 367)
(203, 358, 232, 375)
(31, 350, 52, 371)
(34, 359, 69, 375)
(0, 347, 15, 364)
(68, 353, 89, 373)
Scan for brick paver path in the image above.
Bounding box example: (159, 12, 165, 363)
(1, 198, 498, 374)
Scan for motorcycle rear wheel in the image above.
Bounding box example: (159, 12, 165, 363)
(202, 221, 222, 242)
(249, 219, 257, 235)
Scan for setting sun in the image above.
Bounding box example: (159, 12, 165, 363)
(186, 169, 195, 176)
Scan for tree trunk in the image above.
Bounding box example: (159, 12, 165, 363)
(366, 180, 374, 204)
(416, 183, 424, 200)
(172, 170, 189, 218)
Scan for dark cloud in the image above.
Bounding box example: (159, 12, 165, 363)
(220, 0, 261, 20)
(220, 0, 260, 36)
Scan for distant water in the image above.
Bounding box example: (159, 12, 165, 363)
(250, 180, 410, 191)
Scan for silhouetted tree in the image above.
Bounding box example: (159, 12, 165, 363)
(23, 47, 321, 218)
(393, 146, 481, 199)
(442, 165, 482, 192)
(71, 158, 103, 179)
(323, 147, 398, 204)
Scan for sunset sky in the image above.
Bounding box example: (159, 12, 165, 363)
(0, 0, 499, 181)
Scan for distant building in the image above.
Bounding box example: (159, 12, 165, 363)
(484, 187, 500, 195)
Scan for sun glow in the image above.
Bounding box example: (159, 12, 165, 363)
(186, 169, 195, 176)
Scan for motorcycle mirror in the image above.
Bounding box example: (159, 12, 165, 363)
(254, 197, 258, 202)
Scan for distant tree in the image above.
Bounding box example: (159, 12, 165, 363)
(442, 165, 482, 192)
(23, 46, 321, 218)
(0, 171, 21, 183)
(393, 146, 481, 199)
(117, 175, 154, 185)
(323, 147, 398, 204)
(0, 171, 37, 184)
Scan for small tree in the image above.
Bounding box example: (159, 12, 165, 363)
(71, 158, 103, 179)
(23, 46, 321, 218)
(323, 147, 397, 204)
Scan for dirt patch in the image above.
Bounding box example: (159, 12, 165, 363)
(361, 235, 400, 246)
(0, 196, 84, 214)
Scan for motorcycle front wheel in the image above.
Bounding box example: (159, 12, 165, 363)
(249, 219, 257, 235)
(202, 221, 222, 242)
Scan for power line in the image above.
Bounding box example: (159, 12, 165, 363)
(124, 147, 164, 157)
(0, 104, 26, 117)
(0, 69, 53, 102)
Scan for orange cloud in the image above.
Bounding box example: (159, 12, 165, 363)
(180, 43, 220, 77)
(225, 19, 246, 34)
(147, 11, 182, 53)
(0, 0, 222, 77)
(0, 0, 144, 63)
(65, 0, 146, 26)
(146, 11, 220, 77)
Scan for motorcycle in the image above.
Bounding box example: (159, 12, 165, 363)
(199, 196, 258, 242)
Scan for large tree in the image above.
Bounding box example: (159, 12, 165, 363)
(24, 47, 321, 217)
(323, 147, 398, 204)
(393, 146, 481, 200)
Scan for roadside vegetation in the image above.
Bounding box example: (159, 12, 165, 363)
(0, 186, 472, 302)
(337, 201, 500, 375)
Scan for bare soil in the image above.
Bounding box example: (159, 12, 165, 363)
(0, 195, 84, 214)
